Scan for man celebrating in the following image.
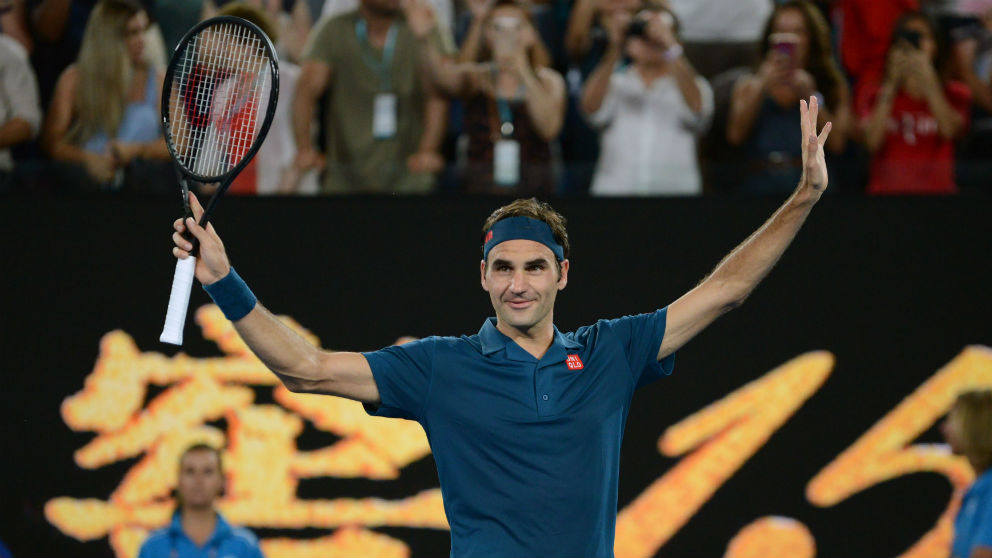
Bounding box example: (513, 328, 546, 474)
(170, 98, 831, 557)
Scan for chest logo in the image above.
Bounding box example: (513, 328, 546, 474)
(566, 354, 584, 370)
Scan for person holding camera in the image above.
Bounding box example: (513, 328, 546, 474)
(405, 0, 566, 195)
(138, 444, 265, 558)
(579, 3, 711, 196)
(859, 11, 970, 194)
(726, 0, 850, 195)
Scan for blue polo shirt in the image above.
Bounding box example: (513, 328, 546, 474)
(363, 308, 674, 558)
(953, 468, 992, 558)
(137, 512, 265, 558)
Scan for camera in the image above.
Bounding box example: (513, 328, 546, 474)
(896, 28, 922, 49)
(626, 17, 648, 39)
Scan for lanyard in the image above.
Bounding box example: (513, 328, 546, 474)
(355, 19, 397, 92)
(490, 67, 524, 138)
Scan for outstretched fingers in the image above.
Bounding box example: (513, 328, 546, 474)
(799, 99, 809, 139)
(818, 121, 833, 145)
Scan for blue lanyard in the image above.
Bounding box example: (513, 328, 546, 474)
(496, 97, 515, 137)
(355, 19, 397, 92)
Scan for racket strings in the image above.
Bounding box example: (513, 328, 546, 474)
(168, 22, 272, 179)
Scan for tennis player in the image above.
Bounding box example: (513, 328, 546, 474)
(171, 97, 832, 557)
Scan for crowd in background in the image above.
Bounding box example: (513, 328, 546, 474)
(1, 0, 991, 196)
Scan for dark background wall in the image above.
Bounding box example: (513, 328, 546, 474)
(1, 196, 990, 556)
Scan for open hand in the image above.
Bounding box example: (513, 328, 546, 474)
(799, 95, 832, 195)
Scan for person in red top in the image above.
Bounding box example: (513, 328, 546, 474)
(857, 12, 971, 195)
(835, 0, 918, 101)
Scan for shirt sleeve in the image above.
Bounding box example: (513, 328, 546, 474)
(302, 14, 339, 64)
(600, 307, 675, 389)
(0, 38, 42, 136)
(586, 72, 623, 129)
(362, 337, 437, 421)
(678, 75, 714, 136)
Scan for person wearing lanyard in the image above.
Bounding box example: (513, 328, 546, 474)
(291, 0, 451, 194)
(943, 390, 992, 558)
(403, 0, 566, 195)
(137, 444, 265, 558)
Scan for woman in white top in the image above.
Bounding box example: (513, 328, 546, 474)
(581, 3, 713, 196)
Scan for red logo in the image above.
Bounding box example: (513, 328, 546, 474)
(485, 230, 494, 244)
(566, 355, 584, 370)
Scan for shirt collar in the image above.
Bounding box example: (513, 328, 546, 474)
(971, 468, 992, 495)
(168, 510, 231, 543)
(478, 318, 583, 359)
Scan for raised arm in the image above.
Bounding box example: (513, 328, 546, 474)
(291, 59, 331, 173)
(171, 192, 381, 403)
(405, 0, 475, 97)
(659, 96, 832, 359)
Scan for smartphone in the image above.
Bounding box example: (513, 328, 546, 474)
(769, 32, 799, 66)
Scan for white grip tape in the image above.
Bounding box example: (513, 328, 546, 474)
(160, 256, 197, 345)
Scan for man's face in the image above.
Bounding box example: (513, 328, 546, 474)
(361, 0, 400, 17)
(941, 406, 965, 456)
(481, 239, 569, 333)
(177, 450, 224, 510)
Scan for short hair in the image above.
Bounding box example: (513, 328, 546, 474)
(179, 442, 223, 473)
(481, 198, 570, 261)
(953, 390, 992, 472)
(214, 2, 279, 44)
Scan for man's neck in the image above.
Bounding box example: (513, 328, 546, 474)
(181, 507, 217, 547)
(496, 318, 555, 360)
(359, 4, 396, 44)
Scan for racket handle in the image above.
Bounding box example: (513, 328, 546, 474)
(160, 256, 197, 345)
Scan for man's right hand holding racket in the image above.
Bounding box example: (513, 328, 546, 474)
(171, 192, 230, 286)
(170, 190, 382, 404)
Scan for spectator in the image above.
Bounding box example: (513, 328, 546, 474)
(859, 12, 969, 194)
(0, 32, 41, 191)
(727, 0, 850, 195)
(41, 0, 171, 191)
(212, 2, 319, 195)
(667, 0, 771, 80)
(951, 1, 992, 191)
(408, 0, 566, 195)
(1, 0, 33, 52)
(291, 0, 450, 194)
(204, 0, 313, 63)
(322, 0, 452, 38)
(137, 443, 265, 558)
(833, 0, 918, 101)
(942, 390, 992, 558)
(580, 5, 712, 195)
(559, 0, 645, 195)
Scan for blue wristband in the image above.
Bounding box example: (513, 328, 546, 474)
(203, 267, 257, 321)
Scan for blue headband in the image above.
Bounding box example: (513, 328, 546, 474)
(483, 216, 565, 262)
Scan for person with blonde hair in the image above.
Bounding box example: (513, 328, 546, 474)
(41, 0, 170, 191)
(943, 390, 992, 558)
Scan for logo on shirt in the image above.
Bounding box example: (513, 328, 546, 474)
(485, 230, 494, 244)
(566, 354, 584, 370)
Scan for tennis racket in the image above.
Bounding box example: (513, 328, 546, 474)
(159, 16, 279, 345)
